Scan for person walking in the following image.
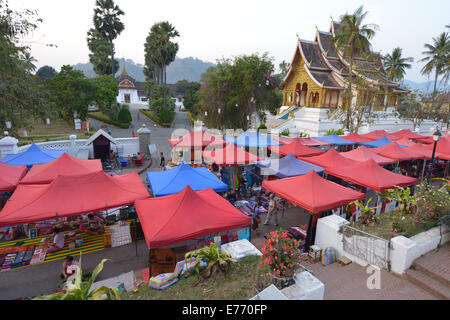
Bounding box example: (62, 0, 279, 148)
(160, 152, 166, 170)
(263, 193, 279, 226)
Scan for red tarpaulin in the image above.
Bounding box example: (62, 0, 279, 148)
(406, 143, 445, 161)
(299, 148, 357, 169)
(360, 130, 399, 141)
(394, 137, 417, 147)
(0, 163, 27, 193)
(269, 139, 325, 157)
(390, 129, 428, 140)
(168, 131, 226, 148)
(0, 171, 149, 227)
(298, 137, 332, 146)
(135, 186, 251, 249)
(202, 143, 261, 165)
(415, 136, 433, 144)
(262, 171, 365, 214)
(325, 159, 418, 192)
(371, 141, 423, 161)
(341, 132, 374, 143)
(340, 146, 397, 165)
(424, 138, 450, 156)
(20, 153, 103, 184)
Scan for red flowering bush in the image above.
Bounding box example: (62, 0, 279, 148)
(258, 229, 302, 277)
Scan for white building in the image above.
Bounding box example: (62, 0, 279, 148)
(116, 63, 148, 105)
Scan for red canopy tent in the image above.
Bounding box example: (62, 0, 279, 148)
(0, 171, 149, 227)
(20, 153, 102, 185)
(202, 143, 261, 165)
(340, 146, 397, 165)
(424, 138, 450, 158)
(299, 148, 357, 169)
(298, 137, 332, 146)
(168, 131, 226, 148)
(262, 171, 365, 214)
(325, 159, 418, 192)
(269, 139, 325, 158)
(0, 163, 27, 193)
(390, 129, 427, 140)
(415, 136, 433, 144)
(371, 141, 423, 161)
(406, 143, 445, 161)
(341, 132, 374, 143)
(360, 130, 399, 141)
(395, 137, 417, 147)
(135, 186, 251, 249)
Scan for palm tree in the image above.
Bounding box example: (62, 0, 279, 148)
(383, 47, 414, 82)
(333, 5, 378, 132)
(419, 32, 449, 105)
(93, 0, 125, 78)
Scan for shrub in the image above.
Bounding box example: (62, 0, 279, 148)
(326, 128, 345, 136)
(257, 124, 267, 132)
(413, 179, 450, 223)
(159, 108, 175, 125)
(117, 105, 132, 124)
(185, 243, 236, 278)
(298, 131, 310, 138)
(280, 128, 289, 137)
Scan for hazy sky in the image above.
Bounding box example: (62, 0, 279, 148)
(13, 0, 450, 82)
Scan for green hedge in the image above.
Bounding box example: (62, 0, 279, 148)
(88, 111, 130, 129)
(187, 111, 195, 124)
(139, 109, 173, 128)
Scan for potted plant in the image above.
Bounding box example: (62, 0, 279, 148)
(258, 229, 302, 289)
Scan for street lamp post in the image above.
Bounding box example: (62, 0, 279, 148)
(427, 128, 441, 183)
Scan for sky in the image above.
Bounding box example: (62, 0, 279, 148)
(12, 0, 450, 83)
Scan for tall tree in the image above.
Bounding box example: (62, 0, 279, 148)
(419, 32, 449, 106)
(87, 28, 119, 76)
(383, 47, 414, 82)
(333, 5, 378, 132)
(36, 65, 57, 81)
(144, 21, 179, 109)
(93, 0, 124, 77)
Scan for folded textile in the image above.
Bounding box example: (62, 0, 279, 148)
(148, 273, 179, 290)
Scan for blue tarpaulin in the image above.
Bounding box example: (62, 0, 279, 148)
(314, 132, 356, 146)
(360, 136, 407, 148)
(224, 131, 281, 148)
(0, 144, 66, 168)
(255, 154, 324, 178)
(146, 162, 228, 197)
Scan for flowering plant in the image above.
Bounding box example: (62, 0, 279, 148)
(258, 229, 302, 278)
(413, 179, 450, 223)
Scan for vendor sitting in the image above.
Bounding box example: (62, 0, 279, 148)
(81, 213, 105, 235)
(44, 227, 65, 253)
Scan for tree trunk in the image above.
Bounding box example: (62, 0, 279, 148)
(347, 46, 354, 132)
(164, 64, 167, 110)
(110, 39, 115, 77)
(431, 68, 439, 114)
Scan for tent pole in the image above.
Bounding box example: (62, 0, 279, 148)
(305, 214, 314, 252)
(421, 159, 427, 182)
(135, 217, 138, 257)
(148, 249, 152, 277)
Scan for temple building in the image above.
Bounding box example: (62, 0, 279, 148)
(266, 19, 439, 136)
(116, 62, 148, 105)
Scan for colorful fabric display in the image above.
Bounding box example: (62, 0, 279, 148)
(11, 251, 26, 268)
(148, 272, 179, 290)
(232, 232, 238, 241)
(322, 247, 337, 266)
(21, 249, 35, 266)
(237, 228, 250, 241)
(221, 235, 228, 245)
(174, 258, 208, 278)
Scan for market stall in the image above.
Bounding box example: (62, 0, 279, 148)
(359, 136, 400, 148)
(255, 154, 324, 178)
(298, 137, 332, 147)
(340, 146, 397, 165)
(299, 148, 357, 169)
(146, 162, 228, 197)
(390, 129, 428, 140)
(371, 141, 423, 162)
(268, 139, 325, 158)
(0, 144, 66, 168)
(359, 130, 397, 141)
(202, 143, 261, 166)
(341, 132, 374, 143)
(135, 186, 251, 276)
(224, 131, 281, 148)
(394, 137, 417, 147)
(314, 132, 357, 147)
(262, 171, 365, 249)
(0, 162, 27, 193)
(19, 153, 102, 185)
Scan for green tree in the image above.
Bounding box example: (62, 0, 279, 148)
(50, 65, 96, 121)
(93, 0, 124, 77)
(197, 53, 281, 130)
(149, 84, 175, 124)
(144, 21, 179, 109)
(87, 28, 119, 76)
(183, 81, 201, 114)
(36, 65, 57, 81)
(333, 5, 378, 131)
(175, 79, 189, 96)
(92, 75, 119, 118)
(278, 60, 289, 79)
(117, 104, 132, 124)
(0, 0, 53, 134)
(383, 47, 414, 82)
(419, 32, 449, 106)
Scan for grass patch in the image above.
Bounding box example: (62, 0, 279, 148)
(139, 109, 172, 128)
(18, 134, 92, 146)
(121, 255, 261, 300)
(17, 118, 89, 136)
(349, 210, 438, 240)
(88, 112, 130, 129)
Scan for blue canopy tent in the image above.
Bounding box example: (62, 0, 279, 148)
(255, 154, 324, 178)
(146, 162, 228, 197)
(314, 132, 356, 146)
(0, 144, 67, 168)
(359, 136, 408, 148)
(224, 131, 281, 148)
